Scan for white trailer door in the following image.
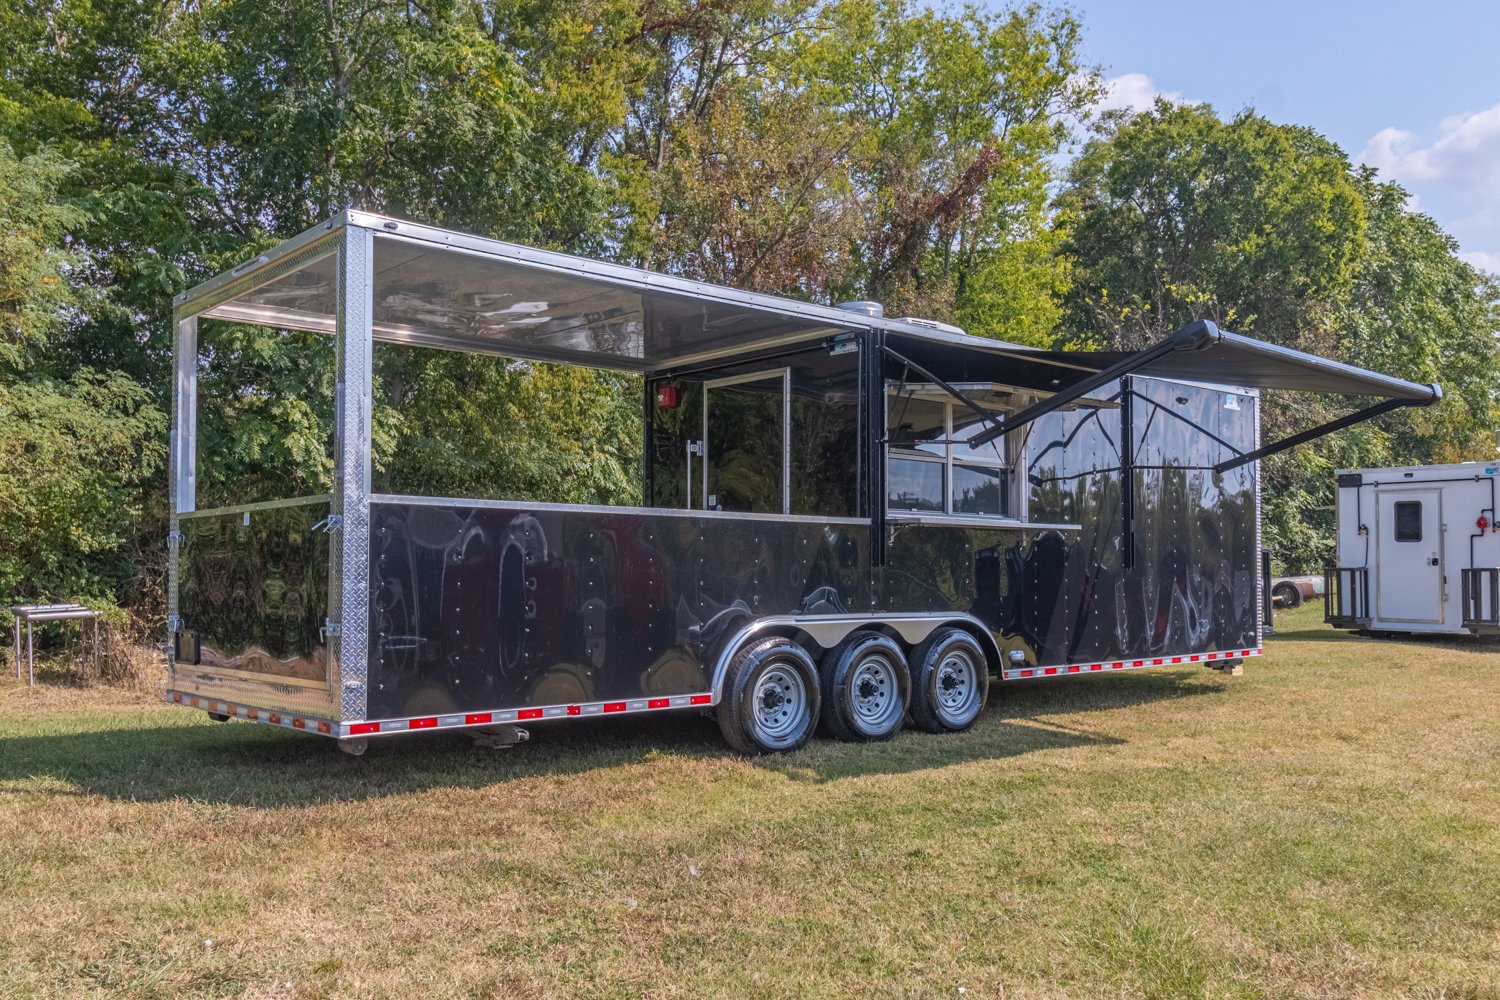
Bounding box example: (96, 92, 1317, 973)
(1375, 489, 1444, 624)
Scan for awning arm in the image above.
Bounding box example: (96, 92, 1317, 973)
(1213, 393, 1438, 473)
(880, 345, 1002, 436)
(967, 320, 1218, 447)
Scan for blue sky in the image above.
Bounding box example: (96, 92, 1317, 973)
(1061, 0, 1500, 273)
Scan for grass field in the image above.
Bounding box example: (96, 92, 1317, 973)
(1, 605, 1497, 999)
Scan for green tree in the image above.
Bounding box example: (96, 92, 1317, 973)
(0, 372, 166, 602)
(0, 144, 86, 370)
(0, 143, 167, 603)
(1, 0, 653, 545)
(610, 0, 1093, 342)
(1058, 101, 1367, 351)
(1340, 172, 1500, 466)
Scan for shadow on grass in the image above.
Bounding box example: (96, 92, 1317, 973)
(1270, 623, 1500, 651)
(1265, 626, 1369, 643)
(0, 671, 1214, 807)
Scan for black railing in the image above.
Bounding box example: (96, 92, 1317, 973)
(1324, 566, 1370, 628)
(1461, 568, 1500, 635)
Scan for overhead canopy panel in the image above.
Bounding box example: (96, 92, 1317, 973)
(180, 213, 865, 373)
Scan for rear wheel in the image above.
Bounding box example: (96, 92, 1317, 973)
(717, 637, 820, 755)
(820, 633, 910, 742)
(909, 628, 989, 734)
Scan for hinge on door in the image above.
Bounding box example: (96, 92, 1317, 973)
(320, 618, 342, 642)
(167, 614, 181, 634)
(166, 530, 184, 551)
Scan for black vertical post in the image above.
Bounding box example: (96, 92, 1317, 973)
(1261, 549, 1274, 633)
(641, 377, 655, 506)
(864, 330, 887, 567)
(1120, 375, 1135, 571)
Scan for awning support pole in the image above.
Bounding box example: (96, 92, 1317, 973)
(879, 345, 1001, 436)
(967, 320, 1219, 448)
(1213, 396, 1418, 473)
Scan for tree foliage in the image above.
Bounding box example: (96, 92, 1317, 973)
(0, 371, 165, 602)
(609, 0, 1093, 338)
(0, 140, 166, 603)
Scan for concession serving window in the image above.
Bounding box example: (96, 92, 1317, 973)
(886, 383, 1017, 518)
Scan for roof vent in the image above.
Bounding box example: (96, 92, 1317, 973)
(893, 316, 966, 336)
(836, 300, 884, 318)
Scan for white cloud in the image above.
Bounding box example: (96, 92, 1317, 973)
(1096, 73, 1185, 115)
(1359, 100, 1500, 277)
(1461, 249, 1500, 275)
(1359, 100, 1500, 199)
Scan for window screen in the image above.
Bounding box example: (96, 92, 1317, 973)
(1394, 500, 1422, 542)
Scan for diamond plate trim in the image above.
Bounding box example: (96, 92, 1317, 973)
(333, 224, 373, 722)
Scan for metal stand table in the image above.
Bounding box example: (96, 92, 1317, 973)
(10, 604, 105, 686)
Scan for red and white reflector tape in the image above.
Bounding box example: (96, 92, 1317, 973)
(168, 691, 334, 734)
(1002, 647, 1263, 682)
(166, 689, 717, 741)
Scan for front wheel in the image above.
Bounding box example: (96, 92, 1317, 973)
(908, 628, 989, 734)
(717, 637, 821, 755)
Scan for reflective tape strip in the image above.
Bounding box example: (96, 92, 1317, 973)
(164, 691, 338, 737)
(1003, 647, 1263, 682)
(345, 691, 719, 738)
(166, 688, 721, 741)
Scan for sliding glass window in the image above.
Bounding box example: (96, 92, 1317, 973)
(886, 386, 1011, 518)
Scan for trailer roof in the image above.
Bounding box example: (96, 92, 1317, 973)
(174, 210, 1438, 403)
(176, 210, 1013, 373)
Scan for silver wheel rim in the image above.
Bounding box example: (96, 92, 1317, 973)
(751, 663, 809, 749)
(849, 652, 902, 734)
(934, 648, 981, 726)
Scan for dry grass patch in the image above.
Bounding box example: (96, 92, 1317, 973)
(1, 606, 1498, 998)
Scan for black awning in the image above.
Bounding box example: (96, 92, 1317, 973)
(891, 320, 1442, 473)
(1008, 324, 1439, 402)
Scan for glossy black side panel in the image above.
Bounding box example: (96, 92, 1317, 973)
(366, 504, 870, 718)
(176, 499, 331, 679)
(1023, 378, 1260, 662)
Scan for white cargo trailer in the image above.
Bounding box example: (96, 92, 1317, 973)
(1327, 463, 1500, 637)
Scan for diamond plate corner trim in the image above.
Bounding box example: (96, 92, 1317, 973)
(167, 312, 197, 687)
(332, 224, 374, 723)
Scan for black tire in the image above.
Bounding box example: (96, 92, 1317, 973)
(1272, 583, 1301, 609)
(908, 628, 990, 734)
(819, 632, 910, 742)
(717, 637, 821, 755)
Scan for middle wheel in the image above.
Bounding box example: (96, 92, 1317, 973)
(820, 632, 911, 742)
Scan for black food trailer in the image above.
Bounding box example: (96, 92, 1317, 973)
(166, 211, 1440, 754)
